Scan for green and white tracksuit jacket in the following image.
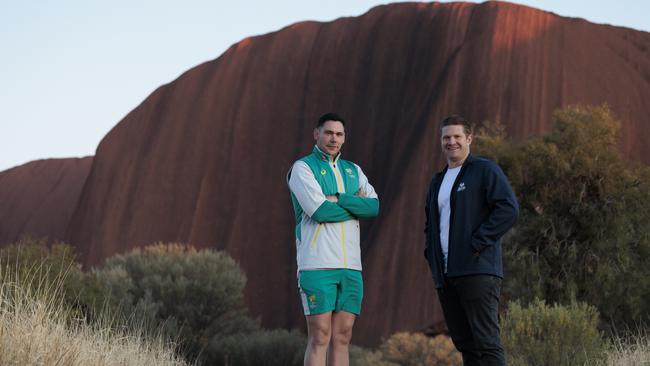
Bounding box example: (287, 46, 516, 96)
(288, 146, 379, 271)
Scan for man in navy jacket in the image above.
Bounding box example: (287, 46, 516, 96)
(424, 115, 518, 366)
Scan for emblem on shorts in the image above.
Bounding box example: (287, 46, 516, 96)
(457, 182, 466, 192)
(308, 294, 317, 308)
(320, 169, 327, 175)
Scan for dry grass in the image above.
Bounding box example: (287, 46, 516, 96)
(604, 332, 650, 366)
(0, 266, 188, 366)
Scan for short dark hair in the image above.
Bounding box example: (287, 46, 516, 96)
(441, 115, 472, 135)
(317, 113, 346, 128)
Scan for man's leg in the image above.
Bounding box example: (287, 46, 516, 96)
(455, 275, 505, 366)
(299, 270, 339, 366)
(305, 312, 332, 366)
(329, 311, 356, 366)
(328, 269, 363, 366)
(438, 281, 481, 366)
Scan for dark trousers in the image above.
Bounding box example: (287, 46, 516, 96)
(437, 275, 505, 366)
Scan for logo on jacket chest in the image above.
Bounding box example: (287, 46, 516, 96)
(457, 182, 466, 192)
(345, 168, 356, 178)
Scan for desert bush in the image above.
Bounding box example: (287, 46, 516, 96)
(0, 250, 187, 366)
(472, 105, 650, 327)
(92, 243, 258, 363)
(349, 344, 398, 366)
(206, 329, 306, 366)
(501, 299, 606, 366)
(379, 332, 461, 366)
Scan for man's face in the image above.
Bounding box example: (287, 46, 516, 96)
(441, 124, 472, 165)
(314, 120, 345, 156)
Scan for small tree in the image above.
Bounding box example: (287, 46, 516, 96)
(472, 105, 650, 327)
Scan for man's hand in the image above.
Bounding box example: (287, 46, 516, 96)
(326, 195, 338, 203)
(355, 188, 367, 197)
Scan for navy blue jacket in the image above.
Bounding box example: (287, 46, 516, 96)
(424, 155, 519, 288)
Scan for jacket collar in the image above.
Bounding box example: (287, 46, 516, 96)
(442, 154, 474, 172)
(312, 145, 341, 163)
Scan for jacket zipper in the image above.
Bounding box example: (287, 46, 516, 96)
(331, 160, 347, 268)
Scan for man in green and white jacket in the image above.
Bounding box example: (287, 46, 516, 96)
(288, 112, 379, 366)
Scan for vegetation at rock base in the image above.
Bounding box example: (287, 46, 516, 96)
(473, 105, 650, 329)
(501, 299, 606, 365)
(0, 239, 187, 366)
(92, 243, 258, 364)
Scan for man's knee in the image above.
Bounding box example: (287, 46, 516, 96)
(449, 334, 476, 353)
(473, 336, 503, 353)
(308, 324, 332, 347)
(331, 325, 353, 346)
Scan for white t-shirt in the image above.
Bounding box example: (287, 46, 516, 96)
(438, 166, 462, 273)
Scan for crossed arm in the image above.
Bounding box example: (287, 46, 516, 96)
(329, 187, 379, 219)
(288, 161, 379, 223)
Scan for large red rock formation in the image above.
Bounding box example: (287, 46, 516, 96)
(4, 1, 647, 345)
(0, 157, 92, 245)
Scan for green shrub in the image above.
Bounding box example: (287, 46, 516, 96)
(379, 332, 461, 366)
(92, 242, 258, 363)
(501, 299, 606, 366)
(206, 329, 306, 366)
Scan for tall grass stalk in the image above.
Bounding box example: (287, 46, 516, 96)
(0, 257, 188, 366)
(604, 331, 650, 366)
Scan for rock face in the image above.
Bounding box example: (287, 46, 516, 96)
(3, 1, 648, 345)
(0, 157, 92, 246)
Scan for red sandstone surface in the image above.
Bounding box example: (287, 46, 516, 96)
(0, 157, 92, 245)
(3, 2, 650, 345)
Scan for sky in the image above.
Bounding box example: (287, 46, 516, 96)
(1, 0, 649, 172)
